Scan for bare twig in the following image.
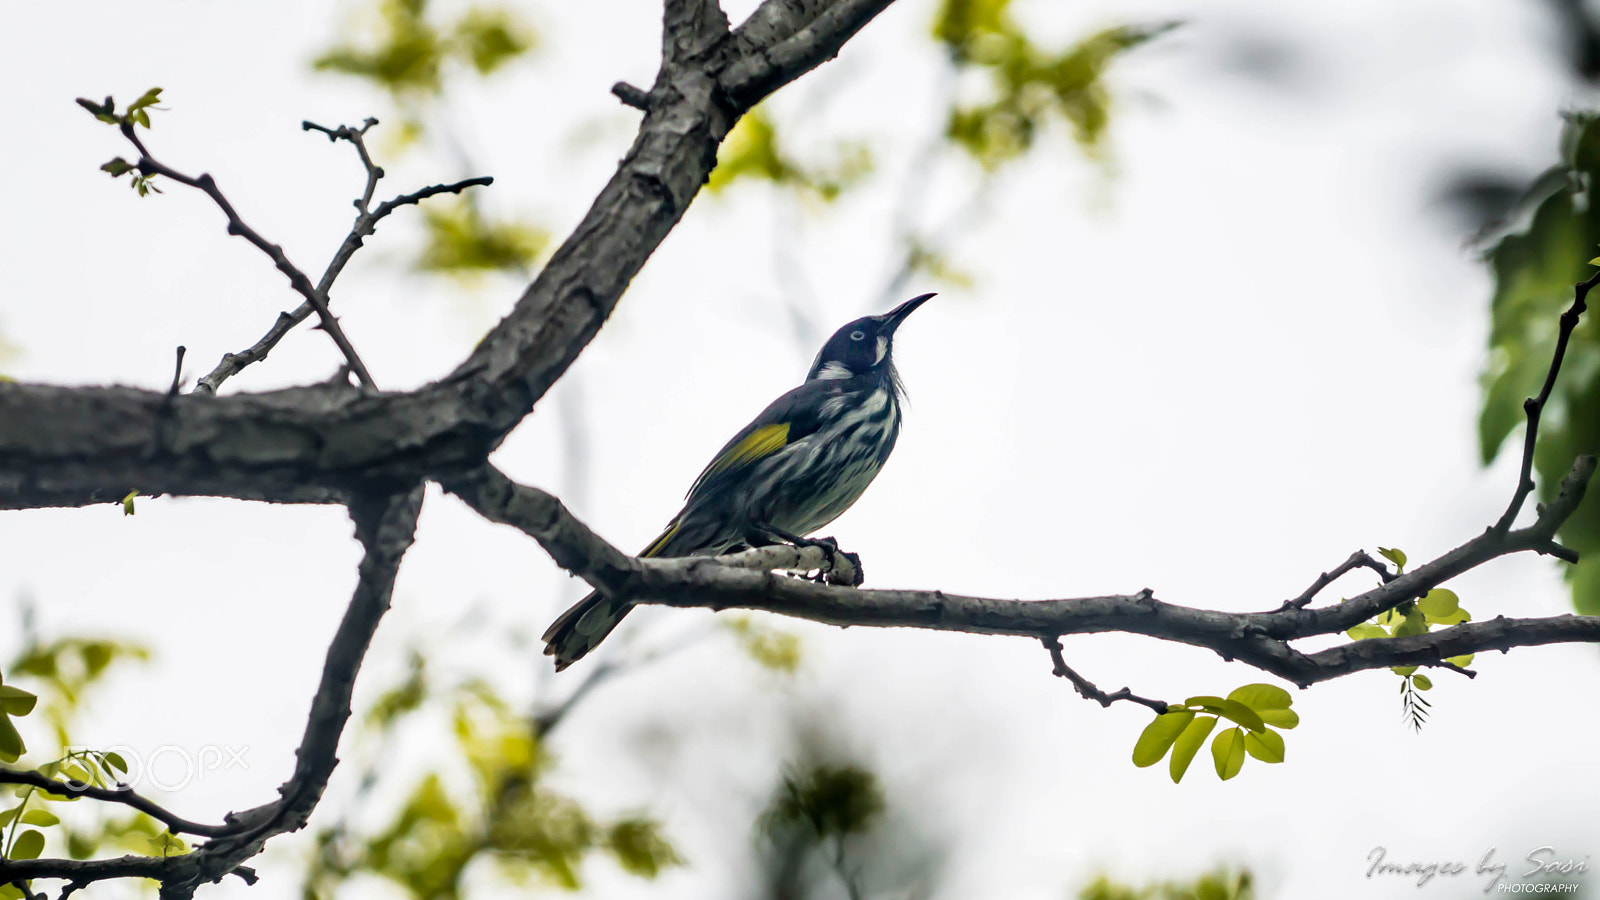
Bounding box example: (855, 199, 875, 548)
(611, 81, 653, 110)
(1042, 639, 1169, 713)
(1494, 266, 1600, 533)
(194, 120, 492, 394)
(1276, 550, 1394, 611)
(117, 122, 377, 390)
(0, 769, 230, 838)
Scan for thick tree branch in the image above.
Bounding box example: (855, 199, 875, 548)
(163, 488, 423, 898)
(721, 0, 900, 107)
(0, 489, 426, 898)
(456, 462, 1600, 688)
(4, 1, 902, 511)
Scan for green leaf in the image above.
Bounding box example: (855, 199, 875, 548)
(1257, 708, 1300, 729)
(0, 715, 24, 764)
(0, 686, 36, 717)
(1226, 683, 1292, 712)
(1168, 715, 1216, 783)
(1391, 665, 1417, 677)
(1189, 697, 1266, 733)
(1448, 653, 1475, 667)
(0, 882, 21, 900)
(1132, 710, 1194, 767)
(1211, 727, 1246, 780)
(12, 828, 45, 860)
(1345, 623, 1387, 641)
(103, 752, 128, 775)
(121, 491, 137, 516)
(1243, 728, 1285, 763)
(1412, 674, 1433, 691)
(0, 806, 19, 828)
(1376, 547, 1407, 570)
(19, 809, 58, 827)
(1417, 589, 1460, 622)
(100, 158, 134, 178)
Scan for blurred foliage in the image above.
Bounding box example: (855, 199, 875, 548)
(313, 0, 544, 284)
(313, 0, 534, 100)
(708, 110, 874, 202)
(1480, 112, 1600, 615)
(761, 764, 884, 841)
(722, 615, 803, 673)
(301, 652, 678, 899)
(932, 0, 1176, 168)
(1079, 866, 1255, 900)
(1132, 684, 1296, 783)
(756, 763, 887, 898)
(416, 200, 546, 276)
(0, 616, 182, 899)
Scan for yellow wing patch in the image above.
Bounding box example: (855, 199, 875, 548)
(710, 422, 790, 474)
(641, 521, 682, 558)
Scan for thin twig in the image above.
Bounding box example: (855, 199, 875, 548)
(1494, 266, 1600, 533)
(1277, 550, 1393, 611)
(0, 769, 230, 838)
(166, 346, 185, 397)
(1041, 638, 1170, 713)
(193, 119, 491, 394)
(118, 122, 378, 390)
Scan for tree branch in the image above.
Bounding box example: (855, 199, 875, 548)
(720, 0, 901, 107)
(0, 770, 230, 838)
(1041, 639, 1169, 713)
(454, 462, 1600, 689)
(195, 120, 492, 395)
(1276, 550, 1394, 611)
(1494, 266, 1600, 532)
(117, 123, 377, 390)
(0, 488, 427, 900)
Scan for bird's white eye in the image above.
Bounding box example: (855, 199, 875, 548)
(850, 330, 866, 341)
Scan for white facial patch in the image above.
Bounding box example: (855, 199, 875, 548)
(815, 361, 853, 380)
(874, 336, 888, 364)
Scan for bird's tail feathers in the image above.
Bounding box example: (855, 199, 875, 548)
(541, 589, 631, 671)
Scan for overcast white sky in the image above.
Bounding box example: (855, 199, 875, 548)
(4, 0, 1599, 898)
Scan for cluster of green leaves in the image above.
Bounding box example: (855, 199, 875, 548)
(932, 0, 1174, 168)
(1133, 685, 1297, 783)
(1342, 549, 1474, 730)
(313, 0, 534, 101)
(722, 615, 803, 673)
(1079, 866, 1255, 900)
(1480, 112, 1600, 614)
(708, 109, 875, 202)
(76, 88, 165, 196)
(0, 627, 177, 898)
(302, 653, 678, 899)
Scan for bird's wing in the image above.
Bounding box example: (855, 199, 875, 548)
(680, 380, 834, 504)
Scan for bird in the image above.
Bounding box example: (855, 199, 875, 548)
(542, 293, 934, 670)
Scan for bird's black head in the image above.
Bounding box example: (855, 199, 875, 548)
(806, 293, 934, 383)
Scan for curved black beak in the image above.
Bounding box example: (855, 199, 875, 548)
(882, 292, 935, 332)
